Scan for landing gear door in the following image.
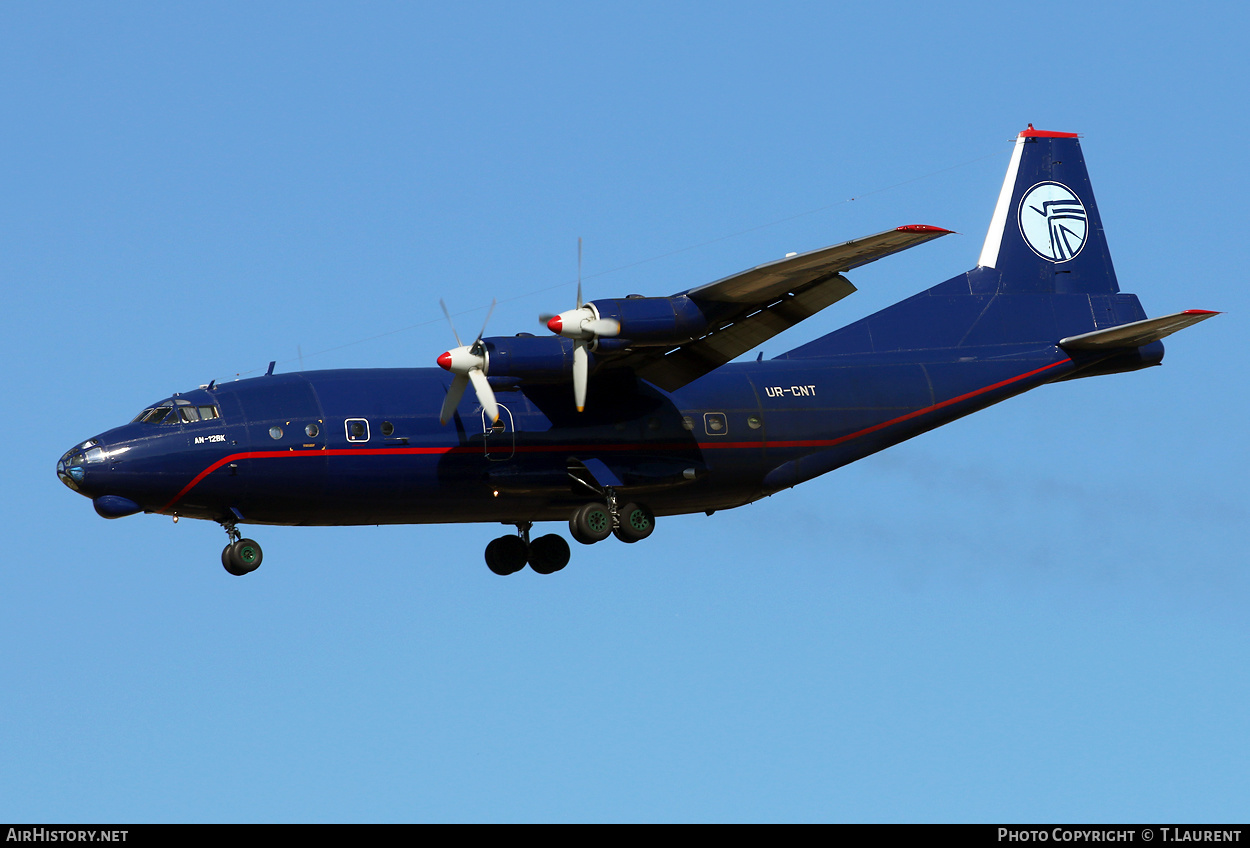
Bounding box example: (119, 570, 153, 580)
(482, 404, 514, 461)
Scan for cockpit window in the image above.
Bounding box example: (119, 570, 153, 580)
(140, 404, 174, 424)
(174, 399, 220, 423)
(133, 399, 220, 424)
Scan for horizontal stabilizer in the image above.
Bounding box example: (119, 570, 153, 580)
(1059, 310, 1219, 350)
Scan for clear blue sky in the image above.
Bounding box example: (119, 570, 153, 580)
(3, 2, 1246, 823)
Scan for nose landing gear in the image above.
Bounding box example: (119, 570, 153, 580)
(219, 521, 262, 576)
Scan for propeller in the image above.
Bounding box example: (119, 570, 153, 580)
(542, 238, 620, 412)
(436, 299, 499, 426)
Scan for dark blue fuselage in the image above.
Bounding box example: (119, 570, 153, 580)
(58, 309, 1157, 530)
(57, 129, 1184, 553)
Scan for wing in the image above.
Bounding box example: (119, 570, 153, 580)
(686, 224, 951, 303)
(627, 225, 952, 391)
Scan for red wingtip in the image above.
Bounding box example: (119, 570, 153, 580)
(546, 315, 563, 333)
(436, 352, 452, 370)
(896, 225, 954, 234)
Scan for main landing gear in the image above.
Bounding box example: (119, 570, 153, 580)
(569, 492, 655, 545)
(485, 522, 571, 576)
(484, 494, 656, 576)
(219, 520, 262, 576)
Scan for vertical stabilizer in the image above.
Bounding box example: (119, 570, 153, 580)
(974, 126, 1120, 295)
(782, 126, 1147, 360)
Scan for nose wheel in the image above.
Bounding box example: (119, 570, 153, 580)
(219, 521, 262, 576)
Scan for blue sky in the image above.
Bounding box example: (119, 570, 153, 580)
(3, 2, 1247, 822)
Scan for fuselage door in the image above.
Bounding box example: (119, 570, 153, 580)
(482, 403, 514, 461)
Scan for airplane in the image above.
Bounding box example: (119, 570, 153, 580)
(56, 126, 1217, 577)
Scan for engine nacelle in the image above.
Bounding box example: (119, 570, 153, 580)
(583, 295, 733, 346)
(480, 335, 598, 382)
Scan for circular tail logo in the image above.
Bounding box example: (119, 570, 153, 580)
(1018, 182, 1088, 262)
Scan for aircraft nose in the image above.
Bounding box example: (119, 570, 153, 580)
(57, 439, 118, 494)
(56, 444, 90, 493)
(57, 439, 144, 517)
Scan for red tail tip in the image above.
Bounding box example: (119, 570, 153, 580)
(436, 352, 452, 370)
(1019, 125, 1080, 138)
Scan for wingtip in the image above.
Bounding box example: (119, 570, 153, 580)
(896, 224, 956, 235)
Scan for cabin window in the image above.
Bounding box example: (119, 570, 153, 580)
(747, 415, 762, 430)
(269, 426, 284, 440)
(703, 412, 727, 435)
(305, 423, 320, 438)
(381, 421, 394, 437)
(345, 419, 370, 443)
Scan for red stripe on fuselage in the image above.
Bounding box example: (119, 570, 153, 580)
(158, 358, 1069, 514)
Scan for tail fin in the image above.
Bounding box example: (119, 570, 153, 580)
(975, 125, 1120, 295)
(783, 126, 1152, 359)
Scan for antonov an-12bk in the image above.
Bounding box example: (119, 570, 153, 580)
(58, 127, 1216, 576)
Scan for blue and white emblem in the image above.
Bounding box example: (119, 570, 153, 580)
(1018, 181, 1088, 262)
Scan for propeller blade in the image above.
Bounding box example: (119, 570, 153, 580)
(439, 373, 469, 426)
(468, 368, 499, 424)
(438, 299, 498, 424)
(573, 340, 588, 413)
(584, 317, 621, 337)
(439, 299, 463, 347)
(576, 237, 583, 309)
(474, 298, 497, 349)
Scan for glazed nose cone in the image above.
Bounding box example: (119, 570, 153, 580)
(56, 446, 88, 492)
